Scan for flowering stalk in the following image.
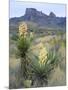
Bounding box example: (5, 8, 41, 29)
(38, 43, 48, 66)
(19, 22, 28, 36)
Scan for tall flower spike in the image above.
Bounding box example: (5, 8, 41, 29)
(19, 22, 28, 36)
(38, 44, 48, 66)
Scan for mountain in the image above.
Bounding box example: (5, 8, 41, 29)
(9, 8, 66, 32)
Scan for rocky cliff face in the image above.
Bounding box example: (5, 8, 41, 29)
(10, 8, 66, 29)
(23, 8, 48, 21)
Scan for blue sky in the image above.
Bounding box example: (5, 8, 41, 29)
(10, 0, 66, 18)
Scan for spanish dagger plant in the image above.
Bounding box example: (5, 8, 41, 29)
(29, 43, 59, 87)
(17, 22, 33, 79)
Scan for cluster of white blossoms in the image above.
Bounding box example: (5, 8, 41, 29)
(38, 43, 48, 66)
(19, 22, 28, 37)
(32, 43, 48, 66)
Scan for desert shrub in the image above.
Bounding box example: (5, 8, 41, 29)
(29, 43, 60, 87)
(16, 22, 34, 82)
(17, 36, 30, 58)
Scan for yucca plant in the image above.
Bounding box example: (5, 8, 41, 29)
(29, 44, 60, 87)
(17, 22, 33, 79)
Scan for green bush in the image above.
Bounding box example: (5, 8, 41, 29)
(17, 36, 31, 58)
(30, 50, 59, 86)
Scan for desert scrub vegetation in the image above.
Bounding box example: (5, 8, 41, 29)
(28, 43, 60, 87)
(9, 22, 66, 88)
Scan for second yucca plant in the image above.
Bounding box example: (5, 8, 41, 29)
(30, 43, 59, 87)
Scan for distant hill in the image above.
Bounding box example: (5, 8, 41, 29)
(9, 8, 66, 34)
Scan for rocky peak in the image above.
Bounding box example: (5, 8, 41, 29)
(49, 12, 56, 17)
(24, 8, 48, 20)
(25, 8, 37, 16)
